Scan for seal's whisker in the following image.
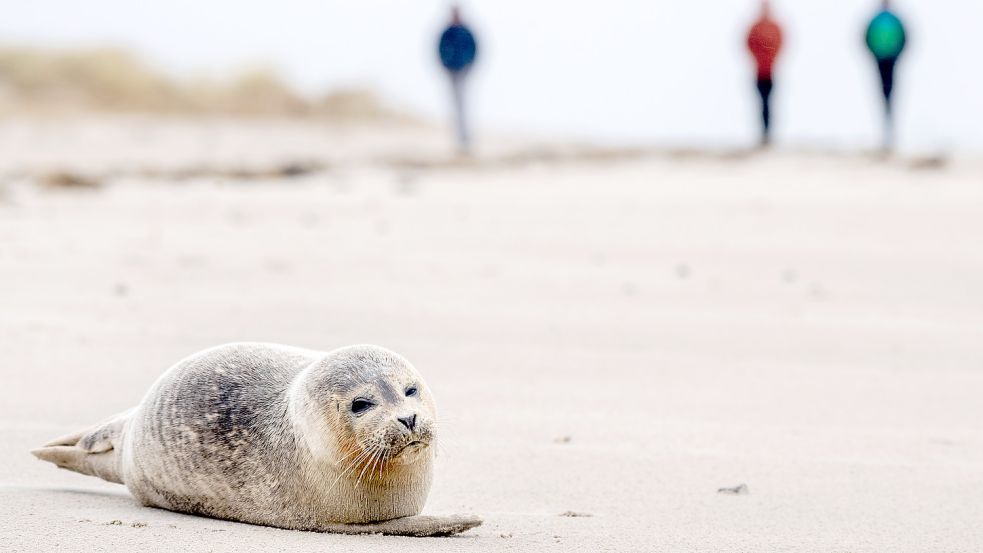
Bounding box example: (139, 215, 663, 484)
(364, 447, 382, 487)
(372, 446, 385, 479)
(329, 457, 365, 491)
(333, 447, 362, 467)
(352, 446, 376, 488)
(350, 447, 377, 473)
(355, 446, 381, 488)
(326, 447, 374, 494)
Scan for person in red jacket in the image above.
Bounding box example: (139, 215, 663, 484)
(746, 1, 784, 146)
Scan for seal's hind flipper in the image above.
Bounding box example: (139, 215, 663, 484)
(31, 410, 132, 484)
(319, 514, 482, 537)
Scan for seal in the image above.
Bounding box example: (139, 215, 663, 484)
(32, 343, 481, 537)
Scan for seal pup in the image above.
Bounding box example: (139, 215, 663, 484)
(32, 343, 481, 537)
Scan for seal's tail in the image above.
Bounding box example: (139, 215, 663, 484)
(31, 410, 132, 485)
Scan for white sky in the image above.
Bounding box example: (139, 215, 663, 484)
(2, 0, 981, 152)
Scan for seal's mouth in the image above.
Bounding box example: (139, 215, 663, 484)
(394, 440, 428, 457)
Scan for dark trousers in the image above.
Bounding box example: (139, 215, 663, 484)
(755, 77, 774, 144)
(877, 57, 898, 114)
(449, 71, 470, 151)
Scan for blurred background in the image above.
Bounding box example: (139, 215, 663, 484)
(2, 0, 982, 151)
(2, 2, 983, 552)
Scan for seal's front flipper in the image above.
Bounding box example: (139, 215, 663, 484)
(320, 514, 482, 537)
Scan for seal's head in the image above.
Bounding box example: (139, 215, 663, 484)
(296, 345, 437, 474)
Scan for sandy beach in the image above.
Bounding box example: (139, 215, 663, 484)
(1, 117, 982, 552)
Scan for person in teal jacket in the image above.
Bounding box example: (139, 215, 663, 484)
(865, 0, 907, 148)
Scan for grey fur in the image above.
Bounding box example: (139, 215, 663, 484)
(31, 343, 481, 537)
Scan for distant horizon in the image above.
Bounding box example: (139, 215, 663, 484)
(2, 0, 981, 153)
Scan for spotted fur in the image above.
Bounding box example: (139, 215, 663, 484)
(32, 343, 481, 536)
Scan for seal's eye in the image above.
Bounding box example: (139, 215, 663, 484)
(405, 387, 418, 397)
(351, 398, 374, 414)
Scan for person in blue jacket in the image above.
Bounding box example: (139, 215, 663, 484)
(865, 0, 907, 149)
(438, 6, 477, 152)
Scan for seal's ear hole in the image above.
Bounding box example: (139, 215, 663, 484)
(405, 387, 418, 397)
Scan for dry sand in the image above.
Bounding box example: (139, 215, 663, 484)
(1, 117, 982, 552)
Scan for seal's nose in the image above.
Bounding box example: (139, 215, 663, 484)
(397, 414, 417, 431)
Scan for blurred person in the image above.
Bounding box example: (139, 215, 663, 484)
(438, 5, 478, 152)
(746, 0, 783, 147)
(865, 0, 907, 149)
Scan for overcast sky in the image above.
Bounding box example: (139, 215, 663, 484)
(2, 0, 981, 152)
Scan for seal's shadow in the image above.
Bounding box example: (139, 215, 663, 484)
(24, 486, 480, 539)
(42, 486, 133, 500)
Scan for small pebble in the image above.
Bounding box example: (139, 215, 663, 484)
(717, 483, 749, 495)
